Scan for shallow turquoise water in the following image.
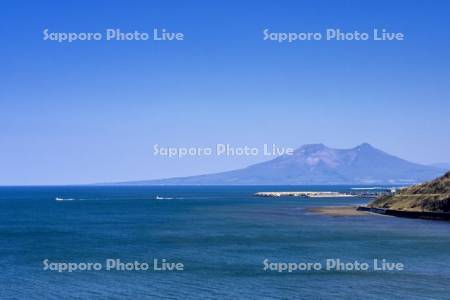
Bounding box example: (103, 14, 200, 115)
(1, 186, 449, 299)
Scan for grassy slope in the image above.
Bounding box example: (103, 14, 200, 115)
(370, 171, 450, 212)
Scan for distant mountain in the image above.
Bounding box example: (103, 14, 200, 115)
(370, 171, 450, 212)
(120, 143, 445, 185)
(429, 163, 450, 171)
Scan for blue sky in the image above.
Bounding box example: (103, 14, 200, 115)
(1, 0, 449, 185)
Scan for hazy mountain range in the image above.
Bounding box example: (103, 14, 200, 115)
(117, 143, 446, 185)
(429, 162, 450, 170)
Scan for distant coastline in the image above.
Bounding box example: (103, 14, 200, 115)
(311, 172, 450, 221)
(254, 191, 356, 198)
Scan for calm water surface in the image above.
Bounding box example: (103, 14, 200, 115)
(1, 186, 449, 299)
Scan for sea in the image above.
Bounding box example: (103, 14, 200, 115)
(1, 186, 450, 299)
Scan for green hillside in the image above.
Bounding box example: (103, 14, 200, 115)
(370, 171, 450, 212)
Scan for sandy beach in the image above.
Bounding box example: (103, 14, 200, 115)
(307, 206, 371, 216)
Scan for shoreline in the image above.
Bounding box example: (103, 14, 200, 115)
(307, 206, 371, 216)
(309, 205, 450, 221)
(357, 206, 450, 221)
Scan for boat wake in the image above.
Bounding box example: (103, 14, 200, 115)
(155, 196, 184, 200)
(55, 197, 76, 201)
(55, 197, 92, 201)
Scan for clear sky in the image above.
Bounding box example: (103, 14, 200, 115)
(1, 0, 449, 185)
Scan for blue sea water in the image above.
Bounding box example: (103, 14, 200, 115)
(1, 186, 450, 299)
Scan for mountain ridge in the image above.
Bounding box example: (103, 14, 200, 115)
(429, 162, 450, 171)
(116, 143, 444, 185)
